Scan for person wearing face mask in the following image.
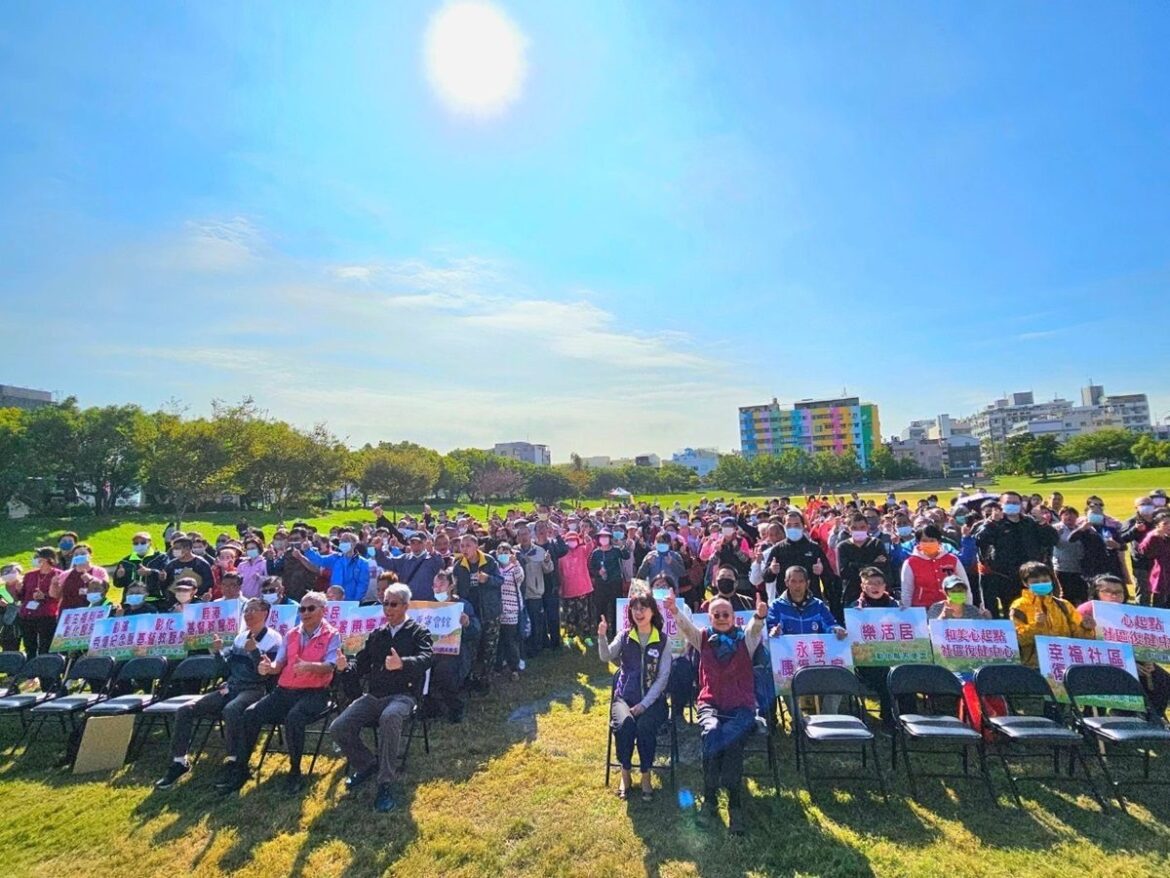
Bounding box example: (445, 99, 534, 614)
(157, 536, 215, 607)
(256, 575, 292, 607)
(748, 522, 785, 598)
(635, 530, 685, 585)
(0, 563, 25, 652)
(269, 528, 317, 602)
(234, 537, 269, 599)
(1076, 500, 1127, 586)
(494, 543, 525, 679)
(1010, 561, 1095, 667)
(761, 511, 832, 605)
(55, 532, 79, 570)
(588, 530, 631, 635)
(534, 522, 565, 652)
(168, 578, 199, 609)
(975, 491, 1058, 619)
(211, 543, 242, 598)
(516, 526, 553, 657)
(295, 531, 369, 603)
(663, 587, 767, 835)
(113, 532, 167, 600)
(376, 532, 447, 602)
(14, 548, 63, 656)
(1052, 507, 1090, 604)
(900, 525, 969, 611)
(117, 582, 159, 616)
(1137, 512, 1170, 609)
(852, 568, 913, 731)
(554, 527, 596, 648)
(704, 518, 753, 597)
(835, 513, 891, 623)
(700, 566, 754, 612)
(453, 534, 505, 692)
(423, 571, 478, 724)
(80, 579, 115, 610)
(1120, 496, 1160, 607)
(928, 574, 991, 621)
(50, 542, 110, 612)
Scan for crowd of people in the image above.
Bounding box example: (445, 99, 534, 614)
(1, 488, 1169, 830)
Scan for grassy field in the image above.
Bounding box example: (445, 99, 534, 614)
(1, 644, 1168, 878)
(3, 468, 1167, 571)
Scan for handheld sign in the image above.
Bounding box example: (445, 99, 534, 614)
(845, 607, 932, 667)
(266, 604, 298, 639)
(1036, 635, 1142, 710)
(1091, 601, 1170, 664)
(769, 634, 852, 696)
(410, 601, 463, 655)
(51, 606, 111, 653)
(337, 604, 386, 654)
(183, 599, 241, 650)
(928, 619, 1018, 672)
(89, 613, 186, 659)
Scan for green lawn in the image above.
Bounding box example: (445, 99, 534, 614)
(4, 467, 1167, 571)
(1, 646, 1167, 877)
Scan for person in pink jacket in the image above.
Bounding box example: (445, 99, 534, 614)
(556, 530, 595, 646)
(1138, 512, 1170, 608)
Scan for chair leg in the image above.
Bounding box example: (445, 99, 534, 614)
(1076, 745, 1112, 813)
(977, 743, 998, 805)
(996, 746, 1024, 808)
(307, 718, 327, 777)
(901, 733, 920, 801)
(604, 724, 613, 787)
(871, 737, 889, 803)
(256, 726, 275, 780)
(421, 713, 430, 754)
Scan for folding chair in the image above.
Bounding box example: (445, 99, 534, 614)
(0, 654, 65, 744)
(604, 672, 679, 791)
(0, 651, 25, 685)
(21, 656, 116, 757)
(134, 655, 223, 758)
(256, 698, 338, 781)
(791, 666, 888, 802)
(398, 669, 432, 771)
(83, 657, 171, 761)
(887, 664, 995, 802)
(1064, 664, 1170, 814)
(973, 663, 1104, 810)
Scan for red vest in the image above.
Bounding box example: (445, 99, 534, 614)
(698, 629, 756, 712)
(905, 552, 960, 608)
(277, 621, 337, 690)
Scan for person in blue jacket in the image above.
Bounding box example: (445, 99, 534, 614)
(766, 566, 846, 638)
(295, 531, 370, 602)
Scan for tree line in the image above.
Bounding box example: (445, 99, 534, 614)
(985, 428, 1170, 478)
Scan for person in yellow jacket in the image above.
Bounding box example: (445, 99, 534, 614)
(1010, 561, 1096, 667)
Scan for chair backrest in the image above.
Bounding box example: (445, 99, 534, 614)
(17, 654, 66, 689)
(973, 663, 1052, 700)
(1064, 664, 1148, 711)
(167, 654, 220, 684)
(67, 656, 116, 686)
(0, 651, 26, 678)
(791, 665, 863, 699)
(116, 657, 170, 686)
(887, 663, 962, 699)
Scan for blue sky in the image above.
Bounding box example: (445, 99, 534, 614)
(1, 1, 1168, 461)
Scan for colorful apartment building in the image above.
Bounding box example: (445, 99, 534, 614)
(738, 396, 881, 466)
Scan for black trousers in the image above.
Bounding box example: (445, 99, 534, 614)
(21, 616, 55, 658)
(611, 697, 667, 771)
(240, 687, 329, 772)
(980, 573, 1019, 619)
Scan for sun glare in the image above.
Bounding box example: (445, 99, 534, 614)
(424, 1, 528, 118)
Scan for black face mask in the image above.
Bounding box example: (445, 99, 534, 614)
(716, 579, 736, 594)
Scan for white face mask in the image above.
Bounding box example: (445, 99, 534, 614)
(433, 591, 450, 602)
(175, 591, 193, 604)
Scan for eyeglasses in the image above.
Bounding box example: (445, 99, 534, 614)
(297, 605, 321, 614)
(382, 600, 404, 608)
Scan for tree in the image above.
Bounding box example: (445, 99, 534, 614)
(867, 445, 900, 480)
(657, 462, 700, 492)
(710, 454, 755, 491)
(357, 443, 441, 507)
(471, 467, 526, 501)
(141, 415, 240, 526)
(1132, 434, 1170, 469)
(526, 468, 573, 505)
(71, 405, 155, 513)
(1003, 434, 1062, 479)
(436, 454, 471, 499)
(0, 407, 29, 512)
(241, 421, 345, 520)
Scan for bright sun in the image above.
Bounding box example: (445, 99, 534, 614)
(424, 1, 528, 118)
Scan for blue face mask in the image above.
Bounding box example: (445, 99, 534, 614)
(897, 526, 913, 538)
(613, 530, 626, 540)
(785, 527, 803, 541)
(338, 542, 353, 554)
(247, 548, 261, 559)
(1029, 581, 1053, 596)
(389, 547, 403, 558)
(72, 554, 89, 566)
(125, 594, 146, 607)
(1003, 503, 1022, 516)
(366, 546, 376, 558)
(85, 592, 104, 604)
(133, 543, 150, 555)
(59, 540, 74, 551)
(1088, 513, 1104, 525)
(655, 543, 669, 555)
(954, 515, 967, 525)
(496, 553, 511, 565)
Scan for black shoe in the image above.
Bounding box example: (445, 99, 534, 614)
(373, 783, 397, 813)
(284, 771, 306, 795)
(155, 761, 190, 790)
(345, 765, 377, 792)
(216, 764, 249, 795)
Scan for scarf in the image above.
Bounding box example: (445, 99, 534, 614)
(710, 626, 745, 663)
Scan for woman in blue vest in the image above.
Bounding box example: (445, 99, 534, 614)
(597, 582, 672, 801)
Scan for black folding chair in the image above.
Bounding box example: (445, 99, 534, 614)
(0, 651, 25, 685)
(256, 698, 338, 781)
(21, 656, 115, 757)
(80, 657, 170, 762)
(1064, 664, 1170, 813)
(604, 671, 679, 792)
(398, 669, 432, 771)
(791, 666, 888, 802)
(134, 655, 223, 758)
(0, 654, 65, 745)
(888, 664, 995, 802)
(973, 663, 1104, 810)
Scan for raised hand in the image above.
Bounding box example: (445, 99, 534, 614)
(597, 617, 608, 639)
(385, 648, 404, 671)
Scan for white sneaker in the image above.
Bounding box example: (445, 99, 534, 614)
(518, 659, 526, 671)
